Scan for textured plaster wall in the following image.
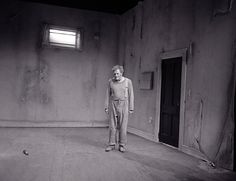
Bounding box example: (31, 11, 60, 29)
(119, 0, 236, 169)
(0, 1, 118, 124)
(0, 0, 235, 171)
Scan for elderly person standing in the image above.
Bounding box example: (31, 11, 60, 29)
(104, 65, 134, 152)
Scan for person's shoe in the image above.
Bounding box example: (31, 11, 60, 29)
(119, 145, 126, 153)
(105, 145, 115, 152)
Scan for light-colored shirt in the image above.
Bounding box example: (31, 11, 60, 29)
(105, 77, 134, 111)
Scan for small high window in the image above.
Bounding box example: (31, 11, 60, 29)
(43, 25, 83, 50)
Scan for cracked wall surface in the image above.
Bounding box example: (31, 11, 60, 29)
(0, 0, 236, 170)
(119, 0, 236, 170)
(0, 0, 118, 122)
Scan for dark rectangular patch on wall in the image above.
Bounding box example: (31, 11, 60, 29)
(139, 71, 154, 90)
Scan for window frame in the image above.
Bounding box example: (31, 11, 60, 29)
(43, 24, 84, 51)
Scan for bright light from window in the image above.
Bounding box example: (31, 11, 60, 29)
(44, 26, 82, 50)
(49, 29, 76, 35)
(49, 30, 76, 47)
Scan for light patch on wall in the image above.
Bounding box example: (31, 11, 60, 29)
(43, 25, 83, 50)
(139, 71, 154, 90)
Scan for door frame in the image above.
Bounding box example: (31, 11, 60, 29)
(154, 48, 187, 149)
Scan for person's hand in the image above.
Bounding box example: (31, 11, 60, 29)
(105, 108, 109, 114)
(129, 110, 134, 114)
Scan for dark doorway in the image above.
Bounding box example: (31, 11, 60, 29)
(159, 57, 182, 147)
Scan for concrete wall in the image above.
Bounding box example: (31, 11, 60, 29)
(1, 0, 235, 170)
(119, 0, 236, 169)
(0, 1, 118, 126)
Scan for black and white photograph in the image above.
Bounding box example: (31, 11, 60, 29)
(0, 0, 236, 180)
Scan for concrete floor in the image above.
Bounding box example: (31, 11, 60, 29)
(0, 127, 235, 181)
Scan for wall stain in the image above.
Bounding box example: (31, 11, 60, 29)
(214, 62, 235, 169)
(20, 58, 50, 105)
(39, 59, 50, 104)
(20, 67, 39, 103)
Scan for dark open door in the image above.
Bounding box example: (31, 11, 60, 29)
(159, 57, 182, 147)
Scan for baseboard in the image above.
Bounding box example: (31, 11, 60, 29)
(0, 119, 109, 128)
(128, 126, 206, 161)
(180, 144, 206, 160)
(128, 126, 156, 142)
(0, 119, 208, 162)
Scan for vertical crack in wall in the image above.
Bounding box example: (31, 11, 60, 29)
(138, 56, 142, 84)
(194, 99, 203, 146)
(192, 53, 235, 170)
(194, 98, 216, 168)
(213, 56, 236, 170)
(140, 1, 144, 39)
(132, 14, 136, 32)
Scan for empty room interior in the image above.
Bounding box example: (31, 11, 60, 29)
(1, 0, 236, 180)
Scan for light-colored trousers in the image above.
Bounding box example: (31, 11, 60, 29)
(109, 100, 129, 146)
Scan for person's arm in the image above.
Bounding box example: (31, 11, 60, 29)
(104, 80, 111, 113)
(128, 79, 134, 112)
